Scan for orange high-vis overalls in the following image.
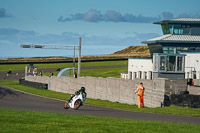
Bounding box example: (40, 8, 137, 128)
(136, 85, 145, 108)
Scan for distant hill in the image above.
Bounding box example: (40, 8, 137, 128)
(0, 45, 150, 63)
(109, 45, 150, 57)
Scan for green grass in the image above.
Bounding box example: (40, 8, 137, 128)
(0, 60, 128, 72)
(42, 67, 128, 78)
(0, 108, 199, 133)
(81, 67, 127, 78)
(1, 80, 200, 117)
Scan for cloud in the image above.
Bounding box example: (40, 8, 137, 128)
(0, 8, 10, 18)
(0, 28, 82, 44)
(162, 12, 174, 20)
(58, 9, 161, 23)
(58, 9, 104, 22)
(0, 28, 160, 46)
(105, 10, 125, 22)
(0, 28, 161, 57)
(58, 9, 200, 23)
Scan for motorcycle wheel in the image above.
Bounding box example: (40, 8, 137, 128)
(74, 100, 81, 110)
(64, 101, 69, 109)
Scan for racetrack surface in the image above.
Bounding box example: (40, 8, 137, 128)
(0, 86, 200, 124)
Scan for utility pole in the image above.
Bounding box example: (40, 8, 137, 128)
(21, 37, 82, 77)
(78, 37, 81, 77)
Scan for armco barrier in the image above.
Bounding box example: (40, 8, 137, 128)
(25, 76, 188, 108)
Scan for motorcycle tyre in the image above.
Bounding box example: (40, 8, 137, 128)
(64, 101, 69, 109)
(74, 100, 82, 110)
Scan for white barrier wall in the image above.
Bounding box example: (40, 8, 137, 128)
(128, 58, 153, 80)
(25, 76, 187, 108)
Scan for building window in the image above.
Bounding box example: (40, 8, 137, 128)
(169, 47, 176, 54)
(134, 72, 137, 79)
(177, 56, 183, 71)
(162, 47, 176, 54)
(182, 47, 189, 52)
(167, 56, 176, 71)
(195, 47, 200, 52)
(153, 55, 157, 71)
(129, 72, 132, 80)
(161, 24, 170, 34)
(160, 56, 167, 71)
(161, 24, 191, 35)
(189, 47, 195, 52)
(144, 72, 147, 79)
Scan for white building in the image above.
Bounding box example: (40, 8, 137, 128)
(126, 18, 200, 80)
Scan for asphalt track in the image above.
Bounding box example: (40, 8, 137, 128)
(0, 86, 200, 125)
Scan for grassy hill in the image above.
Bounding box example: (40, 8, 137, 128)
(110, 45, 150, 57)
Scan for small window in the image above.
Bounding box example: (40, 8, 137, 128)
(189, 47, 195, 51)
(159, 56, 167, 71)
(186, 25, 191, 28)
(195, 47, 200, 52)
(182, 25, 186, 28)
(177, 56, 183, 71)
(163, 47, 168, 50)
(182, 47, 189, 51)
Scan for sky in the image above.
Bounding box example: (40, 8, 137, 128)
(1, 0, 200, 58)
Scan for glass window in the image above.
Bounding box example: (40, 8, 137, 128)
(176, 47, 181, 54)
(195, 47, 200, 52)
(168, 24, 191, 35)
(186, 25, 191, 28)
(169, 25, 182, 34)
(153, 55, 157, 71)
(176, 47, 181, 50)
(167, 56, 176, 71)
(129, 72, 132, 79)
(182, 47, 189, 52)
(162, 47, 176, 54)
(189, 47, 195, 52)
(163, 47, 168, 50)
(163, 47, 168, 53)
(169, 47, 176, 54)
(159, 56, 166, 71)
(181, 25, 186, 28)
(177, 56, 183, 71)
(161, 24, 170, 34)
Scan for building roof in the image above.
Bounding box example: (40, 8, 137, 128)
(142, 34, 200, 44)
(154, 18, 200, 25)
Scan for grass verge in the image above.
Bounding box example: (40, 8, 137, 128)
(0, 108, 200, 133)
(0, 60, 128, 72)
(42, 67, 128, 78)
(0, 80, 200, 117)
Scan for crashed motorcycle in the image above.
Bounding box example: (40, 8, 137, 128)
(64, 91, 86, 110)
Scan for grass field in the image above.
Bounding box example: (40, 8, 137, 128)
(1, 80, 200, 117)
(41, 67, 127, 78)
(0, 108, 199, 133)
(0, 60, 128, 72)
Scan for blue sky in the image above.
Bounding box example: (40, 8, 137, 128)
(1, 0, 200, 58)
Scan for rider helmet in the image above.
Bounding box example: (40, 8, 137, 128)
(81, 87, 85, 92)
